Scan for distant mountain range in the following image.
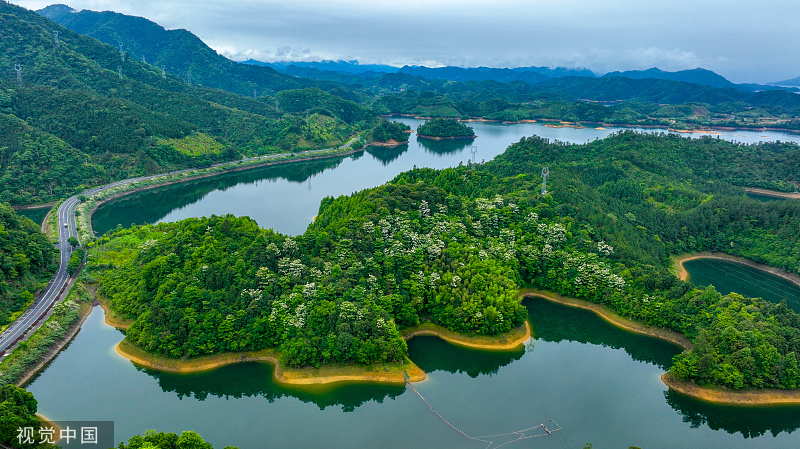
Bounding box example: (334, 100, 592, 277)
(31, 3, 800, 112)
(769, 75, 800, 87)
(36, 4, 353, 99)
(255, 61, 796, 94)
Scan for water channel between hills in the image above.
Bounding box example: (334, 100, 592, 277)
(26, 120, 800, 449)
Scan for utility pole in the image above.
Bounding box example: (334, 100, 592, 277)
(541, 167, 549, 195)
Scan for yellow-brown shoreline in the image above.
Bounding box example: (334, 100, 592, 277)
(521, 289, 692, 351)
(109, 312, 528, 384)
(115, 339, 425, 386)
(744, 187, 800, 199)
(662, 372, 800, 405)
(673, 252, 800, 288)
(401, 321, 530, 350)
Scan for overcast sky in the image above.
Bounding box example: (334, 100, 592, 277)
(11, 0, 800, 83)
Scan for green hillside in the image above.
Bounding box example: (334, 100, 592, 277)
(36, 4, 361, 100)
(0, 2, 376, 204)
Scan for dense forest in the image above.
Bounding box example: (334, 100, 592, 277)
(91, 131, 800, 389)
(0, 384, 52, 449)
(367, 120, 411, 143)
(416, 118, 475, 138)
(0, 2, 378, 204)
(0, 204, 56, 327)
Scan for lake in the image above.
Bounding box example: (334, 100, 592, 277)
(684, 258, 800, 312)
(28, 297, 800, 449)
(29, 120, 800, 449)
(91, 120, 800, 237)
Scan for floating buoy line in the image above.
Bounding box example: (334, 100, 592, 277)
(404, 371, 561, 449)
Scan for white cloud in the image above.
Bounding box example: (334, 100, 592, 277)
(10, 0, 800, 82)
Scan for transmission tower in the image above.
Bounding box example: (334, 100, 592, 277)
(541, 167, 549, 195)
(187, 69, 192, 86)
(141, 55, 146, 64)
(253, 89, 257, 99)
(53, 31, 59, 48)
(160, 65, 166, 80)
(118, 66, 123, 80)
(468, 145, 477, 163)
(118, 41, 124, 61)
(14, 64, 21, 85)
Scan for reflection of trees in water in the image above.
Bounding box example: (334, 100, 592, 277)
(524, 297, 680, 370)
(407, 336, 524, 378)
(365, 144, 409, 165)
(664, 389, 800, 438)
(138, 362, 405, 412)
(417, 137, 475, 156)
(92, 156, 347, 235)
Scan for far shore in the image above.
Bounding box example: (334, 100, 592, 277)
(367, 139, 409, 148)
(662, 372, 800, 405)
(416, 134, 477, 140)
(521, 289, 692, 351)
(672, 252, 800, 288)
(744, 187, 800, 199)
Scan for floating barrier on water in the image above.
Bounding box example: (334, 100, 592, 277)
(404, 371, 561, 448)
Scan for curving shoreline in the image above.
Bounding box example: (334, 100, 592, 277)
(111, 318, 529, 385)
(522, 289, 800, 405)
(662, 372, 800, 405)
(520, 289, 692, 351)
(401, 321, 530, 350)
(745, 187, 800, 199)
(115, 339, 426, 386)
(673, 252, 800, 288)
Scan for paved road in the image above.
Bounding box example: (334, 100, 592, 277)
(0, 137, 361, 354)
(0, 195, 79, 353)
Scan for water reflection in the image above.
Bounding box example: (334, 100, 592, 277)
(416, 137, 476, 156)
(524, 296, 681, 370)
(407, 336, 524, 377)
(665, 389, 800, 438)
(365, 144, 409, 165)
(139, 362, 405, 412)
(92, 156, 348, 235)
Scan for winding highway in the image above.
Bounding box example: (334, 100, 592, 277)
(0, 137, 361, 355)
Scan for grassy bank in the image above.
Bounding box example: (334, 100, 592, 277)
(0, 283, 93, 386)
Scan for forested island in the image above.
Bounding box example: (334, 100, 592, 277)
(416, 118, 476, 139)
(88, 131, 800, 393)
(367, 120, 411, 146)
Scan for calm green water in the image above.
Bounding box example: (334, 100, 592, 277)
(746, 192, 789, 202)
(684, 258, 800, 311)
(92, 120, 800, 237)
(36, 122, 800, 448)
(16, 206, 50, 225)
(28, 299, 800, 449)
